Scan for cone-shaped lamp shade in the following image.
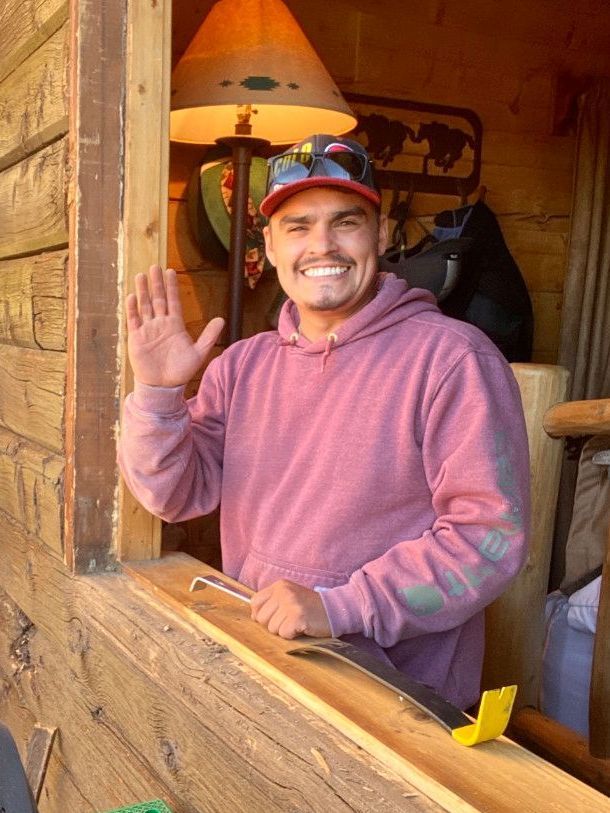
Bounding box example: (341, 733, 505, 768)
(170, 0, 357, 144)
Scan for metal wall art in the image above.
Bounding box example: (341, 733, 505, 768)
(345, 92, 482, 198)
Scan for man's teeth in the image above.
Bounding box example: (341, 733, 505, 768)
(303, 266, 347, 278)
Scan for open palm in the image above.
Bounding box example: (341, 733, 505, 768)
(126, 265, 224, 387)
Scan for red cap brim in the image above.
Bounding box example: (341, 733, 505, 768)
(260, 177, 381, 217)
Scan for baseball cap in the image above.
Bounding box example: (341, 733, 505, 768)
(260, 134, 381, 217)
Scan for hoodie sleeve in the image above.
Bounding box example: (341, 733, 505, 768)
(320, 350, 530, 647)
(117, 360, 226, 522)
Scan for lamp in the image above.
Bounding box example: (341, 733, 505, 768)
(170, 0, 357, 343)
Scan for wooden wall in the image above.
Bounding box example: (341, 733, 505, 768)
(170, 0, 610, 365)
(0, 522, 438, 813)
(0, 0, 69, 560)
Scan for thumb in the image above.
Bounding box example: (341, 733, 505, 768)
(194, 316, 225, 358)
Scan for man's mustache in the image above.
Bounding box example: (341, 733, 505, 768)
(295, 254, 354, 272)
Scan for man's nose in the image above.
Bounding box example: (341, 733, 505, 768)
(307, 222, 337, 254)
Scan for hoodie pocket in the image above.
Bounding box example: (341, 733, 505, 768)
(238, 547, 348, 592)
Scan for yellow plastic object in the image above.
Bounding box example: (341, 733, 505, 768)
(451, 685, 517, 746)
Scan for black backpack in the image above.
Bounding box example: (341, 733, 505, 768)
(385, 201, 534, 363)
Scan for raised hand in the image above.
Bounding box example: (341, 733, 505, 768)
(126, 265, 225, 387)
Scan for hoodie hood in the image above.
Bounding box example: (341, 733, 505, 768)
(277, 270, 439, 354)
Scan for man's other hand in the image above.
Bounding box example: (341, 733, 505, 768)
(250, 580, 331, 639)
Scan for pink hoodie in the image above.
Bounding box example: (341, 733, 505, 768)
(118, 273, 530, 708)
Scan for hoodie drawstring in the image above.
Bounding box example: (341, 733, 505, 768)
(321, 333, 337, 371)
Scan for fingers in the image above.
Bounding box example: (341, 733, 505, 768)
(250, 581, 308, 640)
(134, 272, 153, 321)
(164, 267, 182, 317)
(194, 316, 225, 357)
(250, 587, 278, 628)
(149, 264, 168, 317)
(125, 293, 142, 332)
(252, 601, 303, 639)
(131, 266, 179, 323)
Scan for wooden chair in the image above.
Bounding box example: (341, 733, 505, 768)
(482, 363, 610, 792)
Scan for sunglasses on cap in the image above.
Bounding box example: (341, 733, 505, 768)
(267, 144, 372, 191)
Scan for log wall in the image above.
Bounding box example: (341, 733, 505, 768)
(0, 2, 69, 560)
(0, 518, 437, 813)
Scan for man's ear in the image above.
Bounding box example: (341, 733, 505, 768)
(263, 224, 276, 267)
(377, 213, 389, 256)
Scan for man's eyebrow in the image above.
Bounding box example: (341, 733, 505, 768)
(278, 206, 367, 226)
(278, 213, 312, 226)
(331, 206, 367, 221)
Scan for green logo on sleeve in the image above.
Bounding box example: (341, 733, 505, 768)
(399, 585, 445, 616)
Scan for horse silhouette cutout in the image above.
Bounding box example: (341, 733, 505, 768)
(411, 121, 475, 174)
(353, 113, 415, 166)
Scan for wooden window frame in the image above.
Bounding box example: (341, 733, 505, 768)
(67, 0, 169, 572)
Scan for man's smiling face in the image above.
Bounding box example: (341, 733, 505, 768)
(263, 187, 388, 333)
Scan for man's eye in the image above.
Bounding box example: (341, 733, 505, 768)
(287, 225, 307, 233)
(338, 219, 357, 227)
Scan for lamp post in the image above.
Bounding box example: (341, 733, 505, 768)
(169, 0, 356, 343)
(217, 132, 268, 344)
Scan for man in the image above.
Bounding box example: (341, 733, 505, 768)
(118, 134, 530, 709)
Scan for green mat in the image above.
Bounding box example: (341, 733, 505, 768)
(104, 801, 172, 813)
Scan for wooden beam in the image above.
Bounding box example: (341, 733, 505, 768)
(483, 364, 569, 706)
(64, 0, 127, 573)
(0, 0, 67, 83)
(124, 553, 609, 813)
(511, 707, 610, 796)
(0, 137, 68, 260)
(0, 22, 69, 172)
(544, 398, 610, 437)
(116, 0, 172, 562)
(0, 522, 438, 813)
(590, 525, 610, 758)
(0, 250, 67, 351)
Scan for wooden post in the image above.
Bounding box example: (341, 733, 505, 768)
(65, 0, 128, 573)
(115, 0, 172, 561)
(483, 364, 570, 707)
(589, 526, 610, 758)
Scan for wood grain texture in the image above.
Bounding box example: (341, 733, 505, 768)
(0, 524, 438, 813)
(590, 528, 610, 758)
(530, 292, 563, 360)
(65, 0, 127, 572)
(512, 708, 610, 796)
(0, 427, 63, 555)
(0, 137, 68, 260)
(0, 345, 65, 453)
(115, 0, 173, 564)
(483, 364, 570, 707)
(544, 398, 610, 437)
(0, 22, 69, 172)
(0, 0, 67, 83)
(25, 726, 57, 802)
(0, 250, 67, 350)
(124, 552, 609, 813)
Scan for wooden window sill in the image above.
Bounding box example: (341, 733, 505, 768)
(122, 551, 607, 813)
